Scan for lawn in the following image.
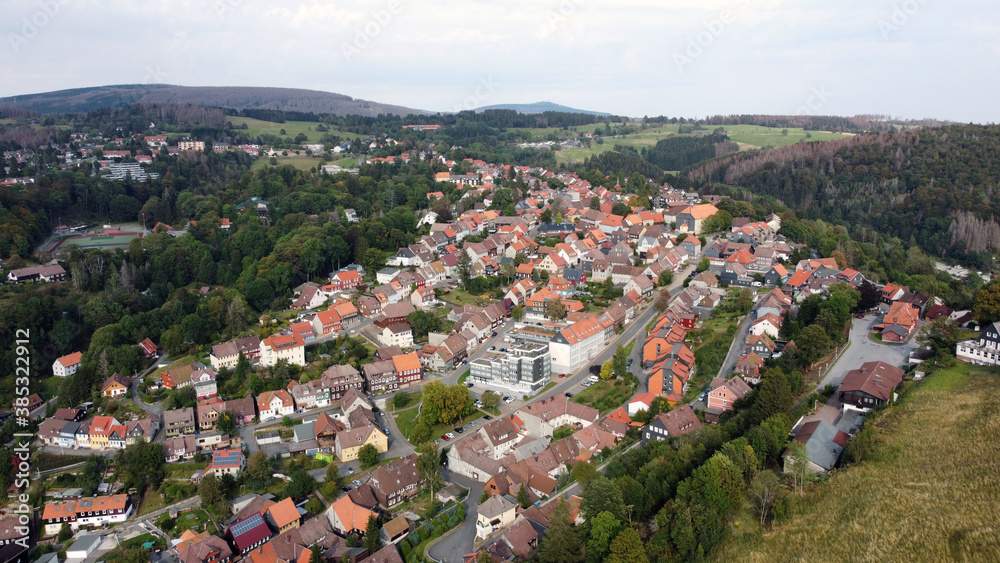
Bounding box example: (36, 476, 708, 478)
(227, 117, 355, 142)
(151, 355, 198, 380)
(713, 362, 1000, 562)
(40, 376, 64, 400)
(439, 288, 495, 308)
(250, 155, 326, 171)
(165, 461, 210, 480)
(120, 532, 167, 549)
(394, 405, 484, 444)
(571, 379, 636, 414)
(171, 508, 217, 537)
(526, 381, 557, 400)
(136, 489, 166, 516)
(457, 370, 470, 385)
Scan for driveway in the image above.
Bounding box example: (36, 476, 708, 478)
(427, 471, 482, 563)
(817, 315, 921, 390)
(716, 312, 753, 379)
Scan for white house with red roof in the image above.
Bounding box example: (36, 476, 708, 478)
(260, 334, 306, 367)
(53, 352, 83, 377)
(257, 390, 294, 421)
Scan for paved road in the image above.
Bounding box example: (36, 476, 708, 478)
(817, 315, 921, 390)
(131, 353, 166, 418)
(717, 311, 754, 378)
(427, 471, 483, 563)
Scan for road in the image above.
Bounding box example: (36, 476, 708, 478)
(817, 314, 921, 390)
(717, 311, 753, 378)
(426, 471, 483, 563)
(131, 352, 166, 418)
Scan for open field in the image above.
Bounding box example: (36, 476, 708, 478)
(714, 362, 1000, 562)
(251, 155, 326, 171)
(512, 123, 847, 167)
(228, 117, 355, 142)
(571, 379, 636, 414)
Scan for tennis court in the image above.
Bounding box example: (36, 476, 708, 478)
(51, 232, 142, 251)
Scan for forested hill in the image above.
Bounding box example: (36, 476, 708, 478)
(0, 84, 426, 117)
(690, 124, 1000, 268)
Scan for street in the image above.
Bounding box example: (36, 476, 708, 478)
(426, 471, 483, 563)
(817, 315, 920, 390)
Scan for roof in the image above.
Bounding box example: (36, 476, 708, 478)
(651, 405, 702, 436)
(229, 513, 272, 549)
(359, 545, 405, 563)
(267, 497, 300, 529)
(686, 203, 719, 220)
(330, 495, 375, 533)
(56, 351, 82, 367)
(211, 449, 243, 469)
(478, 494, 516, 519)
(793, 420, 849, 471)
(392, 352, 421, 373)
(838, 361, 904, 401)
(102, 373, 131, 391)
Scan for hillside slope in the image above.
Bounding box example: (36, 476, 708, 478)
(0, 84, 425, 117)
(474, 101, 610, 115)
(714, 363, 1000, 562)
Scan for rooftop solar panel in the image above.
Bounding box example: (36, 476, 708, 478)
(231, 513, 264, 537)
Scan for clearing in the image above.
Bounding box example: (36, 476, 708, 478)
(714, 362, 1000, 562)
(227, 117, 355, 142)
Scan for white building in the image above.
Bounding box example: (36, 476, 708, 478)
(470, 342, 551, 395)
(956, 321, 1000, 366)
(259, 334, 306, 367)
(380, 324, 414, 348)
(257, 390, 295, 421)
(53, 352, 82, 377)
(548, 314, 615, 373)
(476, 495, 517, 539)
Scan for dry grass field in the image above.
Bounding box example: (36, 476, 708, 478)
(714, 362, 1000, 563)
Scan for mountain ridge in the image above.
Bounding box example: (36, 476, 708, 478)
(473, 101, 611, 115)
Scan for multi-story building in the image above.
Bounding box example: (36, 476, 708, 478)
(259, 334, 306, 367)
(957, 321, 1000, 367)
(52, 352, 82, 378)
(321, 364, 365, 401)
(470, 342, 551, 395)
(203, 450, 245, 479)
(548, 314, 615, 373)
(257, 390, 294, 422)
(41, 494, 132, 535)
(164, 408, 196, 436)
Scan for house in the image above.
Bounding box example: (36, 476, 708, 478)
(380, 323, 414, 348)
(164, 408, 196, 436)
(66, 535, 102, 560)
(411, 287, 438, 309)
(176, 533, 233, 563)
(957, 321, 1000, 366)
(41, 494, 132, 534)
(876, 301, 920, 342)
(393, 352, 423, 387)
(380, 515, 411, 545)
(749, 313, 782, 339)
(335, 425, 388, 463)
(735, 352, 765, 384)
(706, 376, 752, 415)
(783, 420, 848, 473)
(676, 204, 719, 233)
(517, 394, 599, 438)
(6, 264, 67, 284)
(264, 497, 301, 534)
(627, 392, 658, 417)
(361, 545, 406, 563)
(368, 454, 421, 509)
(625, 275, 655, 299)
(880, 283, 905, 303)
(225, 513, 273, 556)
(642, 405, 702, 444)
(225, 396, 257, 426)
(260, 334, 306, 367)
(257, 390, 295, 422)
(100, 373, 131, 398)
(287, 379, 331, 411)
(53, 352, 82, 377)
(204, 449, 245, 479)
(838, 361, 904, 409)
(476, 495, 517, 539)
(764, 264, 790, 286)
(548, 314, 616, 373)
(326, 495, 375, 537)
(138, 338, 158, 358)
(210, 336, 261, 369)
(291, 283, 326, 310)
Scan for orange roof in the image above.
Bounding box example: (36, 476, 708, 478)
(785, 269, 811, 288)
(884, 301, 919, 328)
(607, 407, 632, 425)
(331, 495, 375, 533)
(687, 203, 719, 220)
(246, 541, 278, 563)
(727, 249, 755, 264)
(772, 263, 789, 276)
(263, 333, 304, 350)
(333, 300, 358, 317)
(258, 390, 293, 411)
(517, 263, 534, 274)
(57, 351, 82, 366)
(392, 352, 422, 373)
(267, 497, 300, 529)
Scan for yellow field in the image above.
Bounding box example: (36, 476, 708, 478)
(714, 362, 1000, 563)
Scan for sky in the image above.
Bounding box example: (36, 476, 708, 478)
(2, 0, 998, 122)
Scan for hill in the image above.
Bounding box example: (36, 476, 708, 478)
(474, 101, 610, 115)
(714, 363, 1000, 562)
(0, 84, 426, 117)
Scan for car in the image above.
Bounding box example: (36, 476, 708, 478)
(445, 432, 455, 439)
(468, 421, 477, 427)
(455, 427, 464, 434)
(352, 479, 362, 486)
(441, 435, 450, 441)
(467, 382, 474, 388)
(565, 392, 574, 398)
(751, 281, 762, 287)
(857, 314, 865, 319)
(499, 348, 507, 352)
(483, 415, 492, 421)
(347, 467, 355, 474)
(462, 360, 468, 365)
(582, 381, 592, 387)
(626, 358, 633, 367)
(489, 346, 496, 351)
(341, 487, 352, 493)
(559, 373, 566, 378)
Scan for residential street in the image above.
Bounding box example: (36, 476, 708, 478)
(716, 311, 753, 379)
(426, 471, 483, 563)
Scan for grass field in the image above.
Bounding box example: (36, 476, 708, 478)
(151, 355, 198, 380)
(394, 404, 484, 444)
(251, 155, 326, 171)
(513, 123, 847, 167)
(228, 117, 355, 142)
(55, 232, 141, 251)
(714, 362, 1000, 562)
(571, 379, 637, 414)
(170, 508, 217, 537)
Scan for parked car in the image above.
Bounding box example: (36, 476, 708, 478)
(445, 432, 455, 439)
(626, 358, 633, 367)
(565, 392, 574, 398)
(352, 480, 362, 486)
(467, 382, 474, 388)
(489, 346, 496, 351)
(559, 373, 566, 378)
(468, 421, 477, 427)
(462, 360, 468, 365)
(441, 435, 450, 441)
(347, 467, 354, 474)
(341, 487, 352, 493)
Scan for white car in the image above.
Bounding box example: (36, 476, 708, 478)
(445, 432, 455, 439)
(587, 375, 599, 383)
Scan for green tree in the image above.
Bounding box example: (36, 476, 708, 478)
(324, 460, 341, 490)
(286, 467, 317, 500)
(363, 514, 382, 553)
(702, 209, 733, 232)
(750, 368, 793, 425)
(697, 258, 710, 272)
(114, 441, 166, 497)
(407, 310, 441, 340)
(358, 443, 380, 468)
(393, 391, 411, 409)
(581, 475, 626, 521)
(546, 298, 567, 321)
(586, 511, 623, 563)
(409, 423, 431, 444)
(417, 441, 441, 495)
(517, 483, 531, 508)
(481, 391, 501, 410)
(612, 344, 628, 379)
(244, 450, 272, 489)
(199, 473, 226, 517)
(362, 248, 388, 277)
(605, 528, 648, 563)
(749, 469, 781, 527)
(309, 543, 324, 563)
(58, 523, 72, 541)
(658, 270, 674, 287)
(786, 440, 815, 494)
(216, 411, 236, 435)
(796, 324, 831, 364)
(539, 499, 581, 563)
(458, 250, 472, 290)
(512, 304, 525, 321)
(571, 460, 599, 488)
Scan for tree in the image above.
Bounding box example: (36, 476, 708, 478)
(363, 514, 382, 553)
(393, 391, 412, 409)
(409, 423, 431, 444)
(362, 248, 387, 276)
(581, 475, 626, 520)
(417, 441, 441, 494)
(586, 511, 623, 563)
(199, 473, 226, 517)
(857, 279, 882, 311)
(605, 528, 648, 563)
(749, 368, 793, 425)
(589, 197, 601, 210)
(458, 250, 472, 290)
(654, 288, 672, 311)
(797, 324, 831, 364)
(600, 360, 614, 381)
(245, 450, 272, 489)
(612, 344, 628, 379)
(324, 460, 341, 490)
(512, 304, 525, 321)
(697, 258, 710, 272)
(737, 288, 754, 313)
(309, 543, 324, 563)
(58, 523, 72, 541)
(358, 444, 380, 468)
(786, 441, 814, 494)
(917, 317, 960, 361)
(611, 202, 630, 217)
(114, 441, 166, 497)
(407, 310, 441, 340)
(286, 468, 317, 500)
(658, 270, 674, 287)
(749, 469, 781, 527)
(538, 499, 581, 563)
(481, 391, 501, 410)
(546, 298, 567, 321)
(517, 483, 531, 508)
(541, 209, 553, 223)
(570, 460, 599, 488)
(974, 280, 1000, 324)
(702, 209, 733, 232)
(216, 411, 236, 435)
